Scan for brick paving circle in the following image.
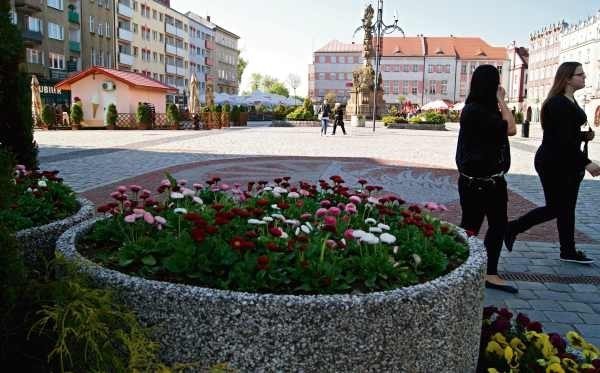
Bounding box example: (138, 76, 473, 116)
(82, 156, 592, 244)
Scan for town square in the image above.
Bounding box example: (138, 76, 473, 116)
(2, 0, 600, 371)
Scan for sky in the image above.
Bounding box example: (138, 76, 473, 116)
(171, 0, 600, 96)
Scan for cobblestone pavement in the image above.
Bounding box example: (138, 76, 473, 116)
(35, 122, 600, 344)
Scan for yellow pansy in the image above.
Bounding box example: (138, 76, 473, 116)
(545, 363, 565, 373)
(526, 331, 541, 342)
(493, 332, 509, 347)
(566, 331, 585, 349)
(486, 341, 504, 358)
(561, 357, 578, 371)
(581, 363, 595, 369)
(583, 342, 600, 355)
(583, 348, 599, 361)
(510, 337, 526, 351)
(487, 369, 500, 373)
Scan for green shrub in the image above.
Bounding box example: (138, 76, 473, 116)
(135, 103, 152, 125)
(0, 148, 15, 210)
(302, 98, 314, 115)
(214, 104, 222, 113)
(70, 103, 83, 125)
(448, 111, 460, 122)
(383, 115, 397, 125)
(166, 103, 180, 126)
(514, 111, 524, 124)
(387, 105, 398, 116)
(41, 104, 56, 127)
(223, 103, 231, 113)
(105, 103, 118, 126)
(239, 105, 247, 112)
(230, 105, 240, 122)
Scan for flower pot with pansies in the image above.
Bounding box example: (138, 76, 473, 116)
(56, 175, 486, 372)
(6, 165, 94, 269)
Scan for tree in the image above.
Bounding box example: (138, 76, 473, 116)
(261, 75, 277, 92)
(41, 104, 56, 127)
(325, 91, 337, 104)
(268, 82, 289, 97)
(0, 1, 38, 169)
(250, 73, 262, 92)
(70, 102, 83, 125)
(106, 103, 118, 126)
(237, 56, 247, 84)
(286, 74, 301, 98)
(166, 103, 180, 126)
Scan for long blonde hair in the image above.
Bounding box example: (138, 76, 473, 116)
(541, 62, 581, 127)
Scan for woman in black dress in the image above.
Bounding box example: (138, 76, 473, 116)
(505, 62, 600, 264)
(456, 65, 517, 293)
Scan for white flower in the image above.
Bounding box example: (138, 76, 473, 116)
(412, 254, 422, 266)
(270, 204, 281, 210)
(284, 219, 300, 226)
(181, 188, 195, 197)
(26, 187, 33, 193)
(392, 246, 399, 255)
(273, 186, 288, 194)
(360, 233, 380, 245)
(287, 192, 300, 199)
(340, 238, 346, 246)
(192, 196, 204, 205)
(248, 218, 267, 225)
(295, 227, 301, 236)
(352, 229, 367, 239)
(301, 225, 311, 234)
(263, 186, 273, 192)
(380, 233, 396, 244)
(271, 213, 285, 220)
(173, 207, 188, 215)
(262, 216, 274, 222)
(37, 180, 47, 188)
(170, 192, 184, 199)
(364, 218, 377, 225)
(367, 196, 380, 205)
(280, 231, 289, 239)
(369, 227, 383, 233)
(305, 222, 313, 231)
(272, 192, 281, 198)
(377, 223, 390, 230)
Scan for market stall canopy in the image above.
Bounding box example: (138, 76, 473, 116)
(421, 99, 453, 110)
(451, 102, 465, 111)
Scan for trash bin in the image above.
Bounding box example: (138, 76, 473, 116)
(521, 120, 530, 138)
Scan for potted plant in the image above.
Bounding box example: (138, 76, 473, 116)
(57, 175, 485, 371)
(41, 104, 55, 129)
(136, 103, 152, 130)
(106, 103, 118, 130)
(166, 103, 180, 129)
(70, 99, 83, 130)
(221, 103, 231, 128)
(238, 105, 249, 126)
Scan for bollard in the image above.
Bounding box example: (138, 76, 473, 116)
(521, 120, 530, 138)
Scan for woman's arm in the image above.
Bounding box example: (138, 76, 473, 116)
(497, 87, 516, 136)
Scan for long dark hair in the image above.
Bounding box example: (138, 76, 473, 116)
(465, 64, 500, 113)
(541, 62, 581, 126)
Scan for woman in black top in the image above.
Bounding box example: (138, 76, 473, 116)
(456, 65, 517, 293)
(505, 62, 600, 264)
(332, 103, 346, 135)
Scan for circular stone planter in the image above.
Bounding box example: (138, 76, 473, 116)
(16, 196, 95, 269)
(57, 217, 486, 372)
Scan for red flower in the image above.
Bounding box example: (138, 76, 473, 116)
(358, 178, 368, 185)
(497, 308, 513, 320)
(266, 242, 280, 252)
(230, 236, 245, 252)
(440, 225, 450, 234)
(215, 216, 230, 226)
(408, 205, 421, 213)
(527, 321, 543, 333)
(295, 200, 304, 208)
(184, 212, 203, 222)
(245, 230, 258, 239)
(465, 229, 477, 237)
(205, 225, 218, 234)
(256, 198, 269, 207)
(212, 203, 224, 212)
(277, 201, 289, 210)
(191, 228, 205, 242)
(274, 177, 282, 184)
(516, 313, 530, 328)
(269, 227, 283, 237)
(256, 255, 269, 270)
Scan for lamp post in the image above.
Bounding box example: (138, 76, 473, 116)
(370, 0, 404, 132)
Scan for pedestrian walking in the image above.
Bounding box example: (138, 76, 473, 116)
(455, 65, 517, 293)
(505, 62, 600, 264)
(332, 103, 346, 135)
(317, 99, 331, 136)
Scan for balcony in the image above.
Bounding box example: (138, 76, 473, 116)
(165, 44, 177, 55)
(22, 29, 43, 44)
(69, 41, 80, 53)
(119, 52, 134, 66)
(165, 23, 185, 38)
(14, 0, 42, 13)
(205, 40, 214, 50)
(118, 3, 133, 18)
(166, 64, 177, 74)
(68, 11, 79, 24)
(49, 69, 68, 80)
(118, 28, 133, 42)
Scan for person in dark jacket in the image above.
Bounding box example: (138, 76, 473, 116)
(505, 62, 600, 264)
(456, 64, 517, 293)
(332, 102, 346, 135)
(318, 99, 331, 136)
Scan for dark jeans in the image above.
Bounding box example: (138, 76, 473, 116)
(510, 164, 583, 254)
(458, 175, 508, 275)
(333, 120, 346, 135)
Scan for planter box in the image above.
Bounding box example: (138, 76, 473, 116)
(387, 122, 447, 130)
(271, 120, 321, 127)
(57, 218, 486, 372)
(16, 196, 94, 269)
(137, 122, 152, 130)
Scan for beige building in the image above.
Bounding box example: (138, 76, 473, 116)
(81, 0, 113, 70)
(163, 6, 190, 103)
(214, 24, 239, 94)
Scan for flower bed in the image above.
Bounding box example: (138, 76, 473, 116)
(271, 120, 321, 127)
(480, 306, 600, 372)
(386, 122, 447, 130)
(5, 166, 94, 267)
(56, 175, 486, 371)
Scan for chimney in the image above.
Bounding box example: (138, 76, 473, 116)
(207, 15, 211, 22)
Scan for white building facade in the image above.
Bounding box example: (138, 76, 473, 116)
(506, 42, 529, 114)
(186, 12, 215, 104)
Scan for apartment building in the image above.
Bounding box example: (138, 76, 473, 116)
(186, 11, 215, 103)
(506, 41, 529, 113)
(309, 36, 509, 106)
(81, 0, 113, 70)
(214, 24, 239, 94)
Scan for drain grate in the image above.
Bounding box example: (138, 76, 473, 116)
(501, 271, 600, 285)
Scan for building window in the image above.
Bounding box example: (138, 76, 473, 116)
(441, 80, 448, 95)
(428, 81, 436, 94)
(27, 16, 42, 32)
(133, 46, 138, 57)
(411, 81, 418, 95)
(97, 22, 103, 36)
(132, 0, 137, 11)
(318, 72, 325, 80)
(89, 16, 94, 33)
(319, 56, 325, 63)
(47, 0, 63, 11)
(49, 52, 64, 69)
(403, 64, 409, 72)
(402, 81, 409, 95)
(105, 22, 111, 38)
(48, 22, 64, 40)
(428, 65, 434, 73)
(26, 48, 42, 64)
(132, 23, 137, 33)
(413, 64, 418, 72)
(497, 65, 502, 75)
(461, 64, 467, 74)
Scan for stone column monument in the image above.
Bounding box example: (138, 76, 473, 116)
(345, 4, 385, 125)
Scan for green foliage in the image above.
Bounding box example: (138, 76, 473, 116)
(303, 98, 314, 114)
(237, 56, 247, 84)
(0, 148, 15, 210)
(268, 82, 289, 97)
(239, 105, 247, 112)
(382, 115, 407, 125)
(0, 4, 38, 169)
(273, 104, 287, 119)
(106, 103, 118, 126)
(230, 105, 240, 122)
(222, 103, 231, 113)
(214, 104, 222, 113)
(514, 111, 524, 124)
(408, 111, 447, 124)
(41, 104, 56, 126)
(448, 110, 460, 122)
(70, 102, 83, 125)
(387, 105, 398, 116)
(0, 166, 78, 231)
(135, 103, 152, 125)
(86, 177, 468, 295)
(166, 103, 180, 126)
(325, 91, 336, 104)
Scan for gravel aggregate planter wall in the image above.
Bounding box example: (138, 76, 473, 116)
(386, 122, 447, 130)
(57, 217, 486, 372)
(271, 120, 321, 127)
(16, 196, 94, 268)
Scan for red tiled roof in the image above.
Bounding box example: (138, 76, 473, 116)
(423, 37, 457, 57)
(55, 66, 177, 92)
(380, 37, 423, 56)
(315, 40, 362, 53)
(450, 37, 507, 60)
